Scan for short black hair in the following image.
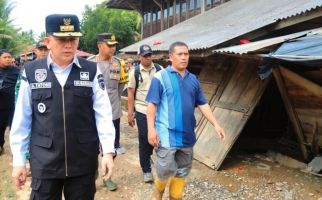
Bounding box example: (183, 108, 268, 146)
(0, 49, 10, 56)
(169, 41, 188, 55)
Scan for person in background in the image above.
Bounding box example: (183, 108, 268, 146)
(87, 32, 128, 191)
(127, 44, 162, 183)
(146, 41, 225, 200)
(34, 40, 49, 60)
(0, 49, 19, 155)
(10, 14, 115, 199)
(125, 58, 134, 72)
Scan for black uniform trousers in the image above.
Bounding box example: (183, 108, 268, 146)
(0, 109, 12, 148)
(135, 111, 154, 173)
(30, 173, 96, 200)
(113, 118, 120, 149)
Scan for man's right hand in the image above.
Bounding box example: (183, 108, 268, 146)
(128, 113, 135, 127)
(148, 128, 159, 147)
(12, 166, 27, 189)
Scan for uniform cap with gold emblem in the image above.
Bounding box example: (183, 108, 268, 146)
(45, 14, 82, 37)
(97, 33, 118, 45)
(138, 44, 153, 56)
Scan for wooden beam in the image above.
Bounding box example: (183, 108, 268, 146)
(279, 66, 322, 98)
(312, 120, 319, 154)
(273, 67, 309, 160)
(273, 7, 322, 31)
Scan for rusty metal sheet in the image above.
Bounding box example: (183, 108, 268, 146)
(213, 27, 322, 55)
(118, 0, 322, 53)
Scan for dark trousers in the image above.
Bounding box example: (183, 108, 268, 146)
(30, 173, 96, 200)
(135, 111, 154, 173)
(0, 109, 11, 147)
(113, 118, 120, 149)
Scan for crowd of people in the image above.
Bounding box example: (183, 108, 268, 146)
(0, 13, 225, 200)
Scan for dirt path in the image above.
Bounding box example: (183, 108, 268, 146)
(1, 115, 321, 200)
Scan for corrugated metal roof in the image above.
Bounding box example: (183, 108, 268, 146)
(213, 27, 322, 55)
(105, 0, 140, 10)
(120, 0, 322, 54)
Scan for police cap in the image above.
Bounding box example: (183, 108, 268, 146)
(35, 41, 47, 49)
(97, 33, 118, 45)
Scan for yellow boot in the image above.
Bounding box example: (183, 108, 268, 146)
(169, 177, 185, 200)
(152, 178, 167, 200)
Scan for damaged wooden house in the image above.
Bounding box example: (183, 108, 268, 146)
(105, 0, 322, 171)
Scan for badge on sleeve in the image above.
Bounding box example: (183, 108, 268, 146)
(35, 69, 47, 82)
(37, 103, 46, 113)
(97, 74, 105, 90)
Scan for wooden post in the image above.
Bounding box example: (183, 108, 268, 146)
(273, 67, 309, 160)
(202, 0, 206, 13)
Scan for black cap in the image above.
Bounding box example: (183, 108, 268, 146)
(45, 14, 82, 37)
(97, 33, 118, 45)
(35, 41, 47, 49)
(138, 44, 153, 56)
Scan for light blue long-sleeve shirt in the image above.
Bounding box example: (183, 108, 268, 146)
(10, 54, 115, 167)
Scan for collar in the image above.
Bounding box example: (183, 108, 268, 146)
(139, 63, 155, 72)
(167, 65, 189, 76)
(46, 52, 82, 69)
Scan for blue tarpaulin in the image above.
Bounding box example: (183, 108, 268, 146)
(258, 33, 322, 80)
(268, 33, 322, 67)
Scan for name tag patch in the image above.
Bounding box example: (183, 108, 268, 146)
(74, 80, 93, 87)
(30, 82, 52, 89)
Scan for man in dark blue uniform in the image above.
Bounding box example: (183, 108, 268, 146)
(0, 49, 19, 155)
(10, 14, 115, 199)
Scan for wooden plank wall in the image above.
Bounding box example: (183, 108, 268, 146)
(278, 66, 322, 152)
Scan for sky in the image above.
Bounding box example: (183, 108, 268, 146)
(9, 0, 104, 37)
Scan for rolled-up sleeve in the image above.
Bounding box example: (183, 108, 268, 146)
(10, 70, 32, 167)
(92, 66, 115, 154)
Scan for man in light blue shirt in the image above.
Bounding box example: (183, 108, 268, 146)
(146, 41, 225, 200)
(10, 14, 115, 200)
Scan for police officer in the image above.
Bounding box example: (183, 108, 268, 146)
(88, 33, 128, 156)
(10, 14, 115, 199)
(33, 40, 49, 60)
(0, 49, 19, 155)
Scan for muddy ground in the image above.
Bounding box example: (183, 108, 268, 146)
(0, 114, 321, 200)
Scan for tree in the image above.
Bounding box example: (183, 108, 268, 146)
(0, 0, 35, 55)
(0, 0, 15, 48)
(79, 4, 141, 54)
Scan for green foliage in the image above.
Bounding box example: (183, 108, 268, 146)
(0, 0, 35, 55)
(79, 4, 141, 54)
(1, 1, 140, 56)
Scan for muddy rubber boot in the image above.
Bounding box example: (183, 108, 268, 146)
(151, 178, 167, 200)
(169, 177, 185, 200)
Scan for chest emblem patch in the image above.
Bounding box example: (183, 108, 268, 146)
(80, 72, 89, 80)
(37, 103, 46, 113)
(35, 69, 47, 82)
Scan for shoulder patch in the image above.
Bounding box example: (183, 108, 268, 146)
(97, 74, 105, 90)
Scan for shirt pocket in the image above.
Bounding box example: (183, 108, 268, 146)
(31, 90, 52, 114)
